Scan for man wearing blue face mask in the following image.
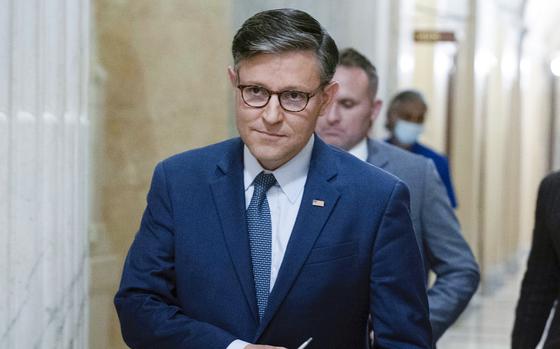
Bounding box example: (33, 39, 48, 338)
(385, 90, 458, 208)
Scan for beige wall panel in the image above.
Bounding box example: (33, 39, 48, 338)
(90, 1, 232, 348)
(500, 31, 523, 263)
(482, 48, 507, 270)
(412, 43, 454, 154)
(451, 31, 480, 262)
(413, 0, 443, 152)
(519, 57, 553, 247)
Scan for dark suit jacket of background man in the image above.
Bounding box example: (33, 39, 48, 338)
(115, 136, 432, 349)
(512, 171, 560, 349)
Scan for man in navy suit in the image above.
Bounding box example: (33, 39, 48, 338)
(115, 9, 432, 349)
(316, 48, 479, 343)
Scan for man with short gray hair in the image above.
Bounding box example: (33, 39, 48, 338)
(115, 10, 432, 349)
(316, 47, 479, 342)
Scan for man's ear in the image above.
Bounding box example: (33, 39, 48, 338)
(371, 99, 383, 123)
(385, 110, 396, 131)
(318, 81, 339, 116)
(227, 66, 237, 87)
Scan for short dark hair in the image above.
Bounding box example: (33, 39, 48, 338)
(385, 89, 428, 130)
(388, 90, 428, 112)
(231, 8, 339, 85)
(338, 48, 379, 98)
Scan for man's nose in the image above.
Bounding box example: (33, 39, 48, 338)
(262, 94, 283, 124)
(325, 103, 340, 124)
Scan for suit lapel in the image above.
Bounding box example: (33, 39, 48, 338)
(366, 138, 389, 169)
(255, 137, 340, 340)
(209, 139, 259, 322)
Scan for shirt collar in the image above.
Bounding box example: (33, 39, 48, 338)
(347, 138, 368, 161)
(244, 134, 314, 203)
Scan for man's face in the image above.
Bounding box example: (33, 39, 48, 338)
(229, 50, 337, 170)
(316, 66, 381, 151)
(386, 100, 426, 132)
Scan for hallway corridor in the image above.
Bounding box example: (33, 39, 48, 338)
(3, 1, 560, 347)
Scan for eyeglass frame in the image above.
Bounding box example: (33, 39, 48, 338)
(236, 83, 325, 112)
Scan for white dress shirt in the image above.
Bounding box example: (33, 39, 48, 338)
(347, 138, 368, 162)
(227, 135, 314, 349)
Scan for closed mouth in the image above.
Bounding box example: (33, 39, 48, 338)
(321, 129, 343, 136)
(255, 129, 285, 138)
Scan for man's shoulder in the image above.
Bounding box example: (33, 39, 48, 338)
(156, 138, 242, 179)
(370, 139, 431, 166)
(162, 138, 241, 165)
(539, 170, 560, 207)
(329, 142, 403, 190)
(541, 170, 560, 189)
(413, 142, 448, 162)
(368, 140, 453, 208)
(368, 140, 434, 187)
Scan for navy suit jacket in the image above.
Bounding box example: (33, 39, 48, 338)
(114, 137, 432, 349)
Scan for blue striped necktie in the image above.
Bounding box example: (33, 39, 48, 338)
(247, 171, 276, 321)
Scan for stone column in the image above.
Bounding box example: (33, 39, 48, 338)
(0, 0, 90, 348)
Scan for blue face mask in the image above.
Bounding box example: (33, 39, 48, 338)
(394, 119, 423, 145)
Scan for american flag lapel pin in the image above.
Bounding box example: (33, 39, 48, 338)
(312, 199, 325, 207)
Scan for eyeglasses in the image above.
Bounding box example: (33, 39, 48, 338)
(237, 84, 322, 112)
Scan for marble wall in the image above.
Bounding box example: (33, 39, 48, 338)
(0, 0, 90, 348)
(90, 1, 232, 348)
